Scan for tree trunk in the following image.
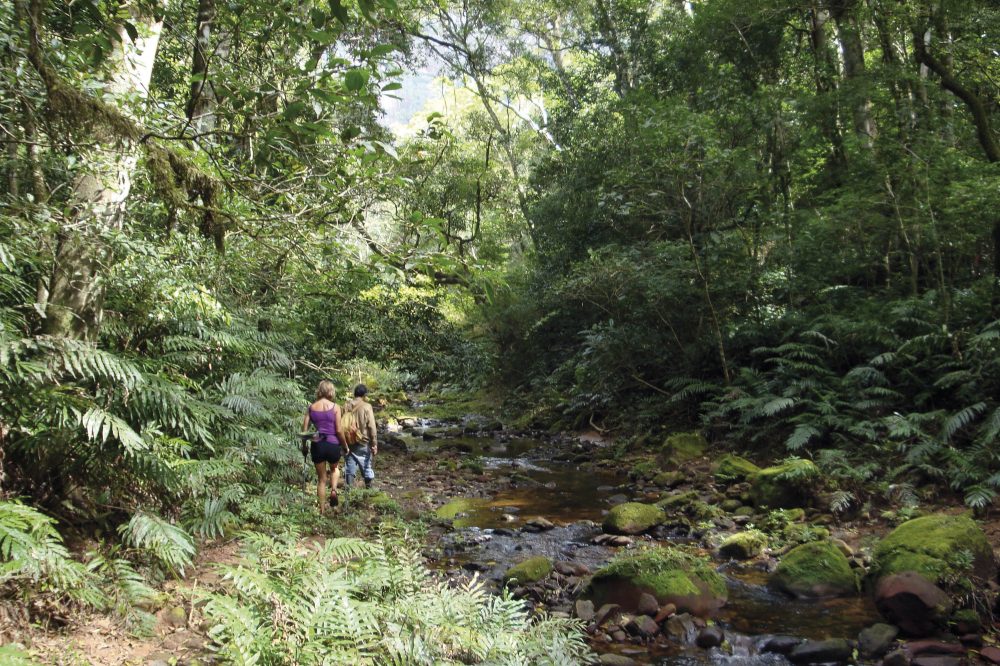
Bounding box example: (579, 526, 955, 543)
(808, 3, 846, 178)
(831, 0, 875, 145)
(43, 5, 165, 339)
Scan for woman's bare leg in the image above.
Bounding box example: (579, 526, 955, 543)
(331, 464, 341, 498)
(316, 462, 327, 513)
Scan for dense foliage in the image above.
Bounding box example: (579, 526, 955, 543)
(400, 0, 1000, 508)
(2, 0, 1000, 657)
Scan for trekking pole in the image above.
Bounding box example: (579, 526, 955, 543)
(298, 432, 312, 492)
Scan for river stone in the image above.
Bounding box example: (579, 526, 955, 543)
(981, 647, 1000, 664)
(788, 638, 853, 664)
(904, 640, 965, 656)
(653, 470, 685, 488)
(872, 514, 995, 584)
(750, 459, 819, 508)
(883, 649, 910, 666)
(910, 658, 963, 666)
(720, 499, 744, 512)
(696, 626, 725, 649)
(859, 623, 900, 658)
(575, 599, 595, 622)
(586, 546, 727, 617)
(503, 556, 552, 585)
(761, 636, 804, 655)
(713, 454, 761, 483)
(611, 629, 627, 642)
(523, 517, 555, 532)
(602, 502, 665, 535)
(594, 534, 634, 547)
(654, 602, 677, 623)
(874, 572, 954, 636)
(599, 655, 637, 666)
(637, 592, 659, 616)
(661, 432, 707, 465)
(665, 614, 698, 643)
(718, 530, 767, 560)
(594, 603, 622, 627)
(771, 540, 858, 598)
(637, 615, 659, 637)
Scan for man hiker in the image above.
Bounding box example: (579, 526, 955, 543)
(344, 384, 378, 488)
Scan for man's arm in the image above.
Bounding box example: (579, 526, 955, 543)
(365, 403, 378, 450)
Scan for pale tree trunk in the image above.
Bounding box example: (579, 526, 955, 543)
(830, 0, 875, 145)
(186, 0, 229, 252)
(44, 5, 164, 339)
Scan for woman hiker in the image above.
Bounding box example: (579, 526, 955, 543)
(302, 379, 348, 513)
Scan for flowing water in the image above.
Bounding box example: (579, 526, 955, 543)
(420, 427, 883, 665)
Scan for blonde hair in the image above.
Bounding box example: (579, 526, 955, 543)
(315, 380, 336, 401)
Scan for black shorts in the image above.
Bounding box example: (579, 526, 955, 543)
(311, 440, 342, 464)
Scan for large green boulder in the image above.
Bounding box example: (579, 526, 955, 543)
(661, 432, 707, 465)
(603, 502, 665, 535)
(713, 454, 761, 483)
(750, 459, 819, 508)
(504, 556, 553, 585)
(771, 540, 858, 598)
(871, 513, 995, 585)
(586, 546, 727, 617)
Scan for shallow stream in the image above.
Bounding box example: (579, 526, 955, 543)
(411, 425, 882, 665)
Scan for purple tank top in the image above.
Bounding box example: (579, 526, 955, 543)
(309, 407, 339, 444)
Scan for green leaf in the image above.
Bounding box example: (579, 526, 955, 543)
(328, 0, 349, 23)
(344, 69, 369, 92)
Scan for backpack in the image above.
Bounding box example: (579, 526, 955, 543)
(340, 400, 362, 446)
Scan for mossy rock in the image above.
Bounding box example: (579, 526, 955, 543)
(629, 460, 659, 482)
(586, 546, 727, 617)
(871, 513, 995, 586)
(721, 499, 744, 513)
(603, 502, 666, 535)
(661, 432, 707, 465)
(504, 556, 552, 585)
(733, 506, 755, 517)
(783, 523, 830, 545)
(719, 530, 768, 560)
(657, 491, 699, 510)
(653, 470, 685, 488)
(750, 459, 819, 509)
(771, 540, 858, 598)
(713, 454, 761, 483)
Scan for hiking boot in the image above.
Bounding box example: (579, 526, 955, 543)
(364, 478, 373, 489)
(329, 491, 338, 507)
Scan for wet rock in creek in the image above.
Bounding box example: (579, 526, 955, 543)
(760, 635, 804, 655)
(883, 649, 910, 666)
(980, 647, 1000, 664)
(874, 572, 953, 636)
(696, 626, 725, 649)
(602, 502, 665, 535)
(503, 556, 552, 585)
(771, 540, 858, 598)
(599, 654, 638, 666)
(903, 640, 965, 656)
(910, 658, 963, 666)
(788, 638, 853, 664)
(594, 603, 622, 627)
(523, 517, 555, 532)
(859, 623, 900, 658)
(575, 599, 595, 623)
(636, 592, 659, 617)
